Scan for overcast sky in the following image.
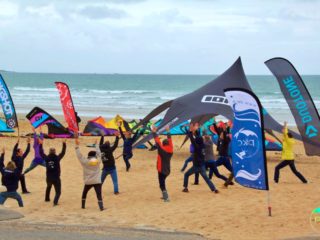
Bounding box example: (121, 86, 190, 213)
(0, 0, 319, 74)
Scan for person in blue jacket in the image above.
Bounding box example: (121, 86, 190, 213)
(117, 121, 144, 171)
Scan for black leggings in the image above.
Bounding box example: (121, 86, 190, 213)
(158, 172, 168, 191)
(45, 178, 61, 205)
(274, 160, 307, 183)
(82, 184, 102, 201)
(123, 154, 133, 170)
(19, 174, 28, 193)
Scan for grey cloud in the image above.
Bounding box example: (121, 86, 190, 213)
(78, 5, 128, 20)
(146, 9, 193, 25)
(279, 8, 311, 21)
(162, 9, 193, 24)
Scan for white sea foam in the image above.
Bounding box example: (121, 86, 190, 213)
(2, 73, 319, 121)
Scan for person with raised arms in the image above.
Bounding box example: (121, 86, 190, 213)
(24, 126, 46, 175)
(74, 134, 104, 211)
(117, 121, 144, 172)
(182, 123, 218, 193)
(274, 122, 308, 184)
(0, 148, 23, 207)
(12, 137, 31, 194)
(180, 129, 199, 185)
(39, 138, 66, 206)
(203, 134, 229, 184)
(151, 125, 173, 202)
(213, 118, 234, 188)
(99, 130, 120, 195)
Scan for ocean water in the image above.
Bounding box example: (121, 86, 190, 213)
(0, 71, 319, 124)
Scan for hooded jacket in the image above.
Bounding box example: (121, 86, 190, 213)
(281, 127, 295, 160)
(76, 145, 102, 185)
(0, 154, 20, 192)
(204, 138, 215, 161)
(40, 143, 66, 180)
(99, 136, 119, 170)
(11, 143, 30, 173)
(188, 131, 205, 167)
(153, 133, 173, 176)
(119, 127, 143, 155)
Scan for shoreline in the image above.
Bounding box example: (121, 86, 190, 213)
(5, 112, 299, 128)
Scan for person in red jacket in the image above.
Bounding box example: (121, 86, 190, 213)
(152, 125, 173, 202)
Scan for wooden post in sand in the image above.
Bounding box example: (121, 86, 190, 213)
(267, 191, 272, 217)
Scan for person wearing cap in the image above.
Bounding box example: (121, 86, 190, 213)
(39, 138, 67, 206)
(151, 125, 173, 202)
(75, 135, 104, 211)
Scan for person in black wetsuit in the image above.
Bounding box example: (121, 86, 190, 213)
(117, 121, 144, 171)
(99, 131, 120, 194)
(39, 138, 67, 206)
(12, 137, 31, 194)
(182, 123, 218, 193)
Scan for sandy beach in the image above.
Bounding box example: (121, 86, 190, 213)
(0, 119, 319, 240)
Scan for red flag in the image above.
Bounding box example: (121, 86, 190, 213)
(55, 82, 78, 133)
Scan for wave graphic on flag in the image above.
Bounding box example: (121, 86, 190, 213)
(235, 169, 262, 181)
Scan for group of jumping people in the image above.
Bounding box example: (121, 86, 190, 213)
(0, 118, 307, 210)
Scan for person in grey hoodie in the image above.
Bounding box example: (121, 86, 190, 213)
(203, 135, 229, 184)
(74, 136, 104, 211)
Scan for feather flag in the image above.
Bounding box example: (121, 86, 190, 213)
(0, 74, 18, 129)
(265, 57, 320, 156)
(224, 88, 269, 190)
(55, 82, 79, 133)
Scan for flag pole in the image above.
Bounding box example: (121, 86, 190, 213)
(267, 191, 272, 217)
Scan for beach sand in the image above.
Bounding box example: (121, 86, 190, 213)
(1, 119, 320, 240)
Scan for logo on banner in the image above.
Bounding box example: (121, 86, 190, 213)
(0, 82, 14, 117)
(201, 95, 229, 105)
(66, 100, 73, 109)
(7, 118, 16, 128)
(283, 76, 318, 139)
(234, 127, 259, 160)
